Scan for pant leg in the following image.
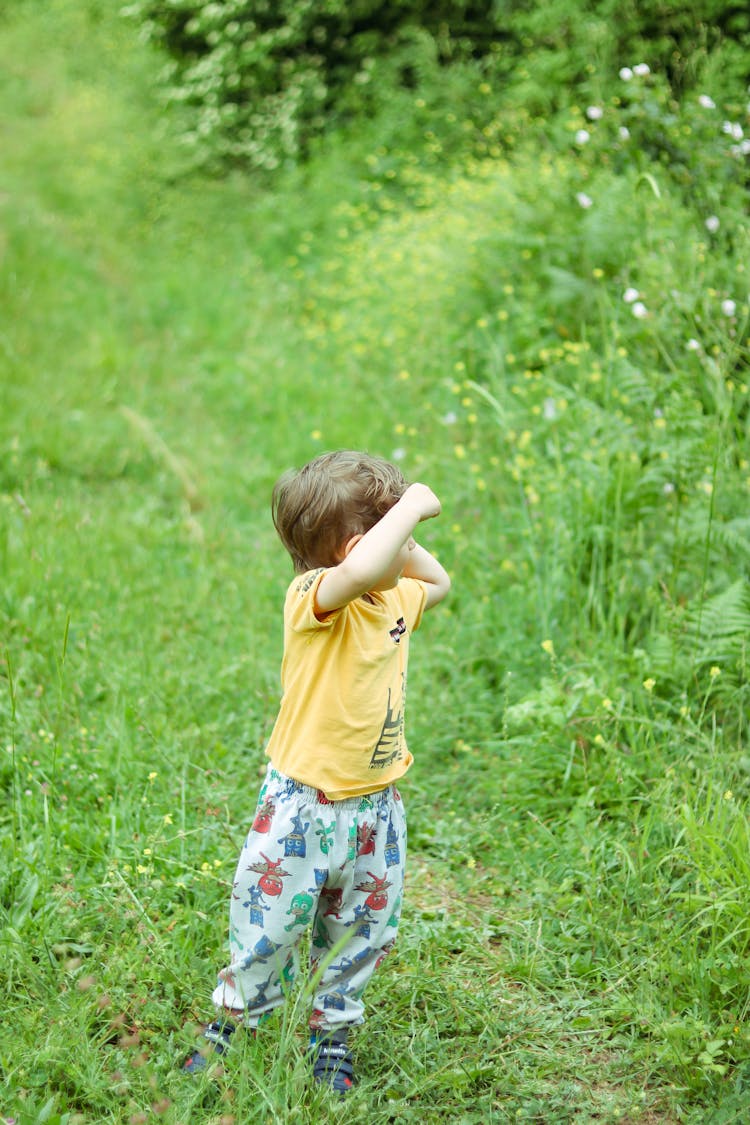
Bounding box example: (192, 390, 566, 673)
(212, 768, 326, 1024)
(309, 786, 406, 1032)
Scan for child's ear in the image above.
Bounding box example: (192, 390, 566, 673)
(339, 533, 363, 560)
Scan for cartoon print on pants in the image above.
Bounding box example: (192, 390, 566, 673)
(384, 816, 400, 867)
(278, 811, 310, 858)
(243, 885, 271, 927)
(285, 891, 315, 931)
(357, 821, 377, 856)
(247, 853, 291, 898)
(316, 821, 335, 855)
(252, 797, 276, 834)
(356, 871, 392, 911)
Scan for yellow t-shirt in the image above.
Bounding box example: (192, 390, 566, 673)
(265, 568, 428, 800)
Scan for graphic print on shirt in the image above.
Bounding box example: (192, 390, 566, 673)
(389, 617, 407, 643)
(369, 668, 408, 770)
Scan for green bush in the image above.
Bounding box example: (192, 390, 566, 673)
(124, 0, 750, 171)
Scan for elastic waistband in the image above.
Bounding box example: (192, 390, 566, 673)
(266, 765, 395, 812)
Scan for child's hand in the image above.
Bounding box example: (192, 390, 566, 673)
(403, 483, 441, 521)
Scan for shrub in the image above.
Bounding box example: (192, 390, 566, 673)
(124, 0, 750, 172)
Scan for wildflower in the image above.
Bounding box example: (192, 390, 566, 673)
(454, 444, 466, 459)
(698, 94, 716, 109)
(467, 856, 477, 869)
(633, 63, 651, 77)
(397, 369, 410, 381)
(543, 398, 558, 420)
(594, 734, 606, 747)
(575, 129, 591, 145)
(723, 121, 744, 140)
(709, 666, 721, 679)
(541, 639, 555, 657)
(619, 126, 631, 140)
(724, 790, 734, 801)
(148, 772, 157, 781)
(586, 106, 603, 121)
(686, 338, 701, 351)
(576, 192, 593, 209)
(602, 698, 613, 711)
(722, 299, 737, 317)
(705, 215, 720, 233)
(392, 447, 406, 461)
(632, 301, 648, 319)
(623, 287, 639, 303)
(663, 482, 675, 495)
(619, 67, 633, 81)
(442, 411, 458, 425)
(163, 814, 173, 825)
(310, 429, 322, 440)
(643, 678, 656, 693)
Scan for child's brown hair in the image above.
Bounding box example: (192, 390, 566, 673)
(272, 451, 408, 573)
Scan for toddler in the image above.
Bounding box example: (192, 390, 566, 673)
(185, 450, 450, 1094)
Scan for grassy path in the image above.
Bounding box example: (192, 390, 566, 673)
(2, 3, 749, 1122)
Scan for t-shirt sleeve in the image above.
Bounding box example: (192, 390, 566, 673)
(285, 568, 344, 633)
(397, 577, 428, 633)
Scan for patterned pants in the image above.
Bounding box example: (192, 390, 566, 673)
(212, 765, 406, 1032)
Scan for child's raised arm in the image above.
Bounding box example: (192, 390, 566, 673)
(400, 543, 451, 609)
(314, 483, 443, 615)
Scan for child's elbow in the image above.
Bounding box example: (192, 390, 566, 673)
(426, 572, 451, 608)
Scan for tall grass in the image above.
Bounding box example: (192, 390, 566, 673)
(1, 1, 749, 1122)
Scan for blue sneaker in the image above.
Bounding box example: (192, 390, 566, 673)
(309, 1030, 355, 1095)
(183, 1018, 237, 1073)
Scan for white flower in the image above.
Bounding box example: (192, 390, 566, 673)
(721, 299, 737, 317)
(723, 121, 744, 140)
(543, 398, 558, 420)
(575, 129, 591, 145)
(698, 94, 716, 109)
(619, 67, 633, 81)
(663, 482, 675, 495)
(623, 287, 640, 303)
(633, 63, 651, 77)
(686, 338, 701, 351)
(586, 106, 603, 121)
(705, 215, 720, 233)
(442, 411, 458, 425)
(392, 447, 406, 462)
(619, 126, 631, 140)
(632, 301, 648, 319)
(576, 192, 593, 209)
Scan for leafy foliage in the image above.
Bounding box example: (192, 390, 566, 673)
(125, 0, 750, 170)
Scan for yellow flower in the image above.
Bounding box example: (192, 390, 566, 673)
(454, 444, 467, 459)
(601, 697, 613, 711)
(467, 856, 477, 869)
(709, 666, 721, 679)
(643, 678, 656, 693)
(541, 639, 555, 657)
(148, 771, 157, 781)
(724, 790, 734, 801)
(163, 814, 173, 825)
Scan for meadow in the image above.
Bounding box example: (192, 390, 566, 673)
(1, 1, 749, 1122)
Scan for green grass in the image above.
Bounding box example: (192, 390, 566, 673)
(2, 2, 750, 1122)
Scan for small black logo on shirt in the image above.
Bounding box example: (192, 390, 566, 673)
(389, 617, 407, 644)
